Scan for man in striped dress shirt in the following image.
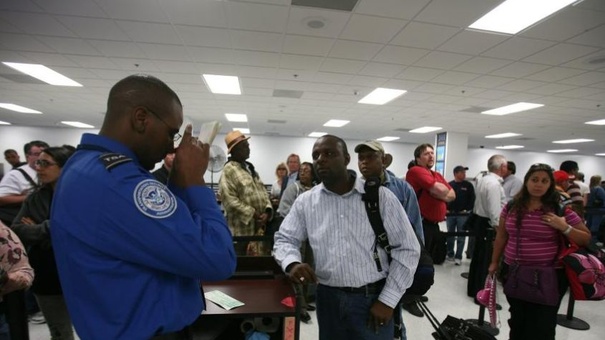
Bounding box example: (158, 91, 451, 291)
(273, 135, 420, 340)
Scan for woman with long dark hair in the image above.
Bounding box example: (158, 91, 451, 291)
(12, 146, 75, 340)
(488, 163, 590, 340)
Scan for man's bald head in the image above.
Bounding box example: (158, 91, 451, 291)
(106, 75, 181, 117)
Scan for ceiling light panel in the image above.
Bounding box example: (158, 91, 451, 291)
(2, 62, 82, 86)
(0, 120, 10, 125)
(552, 138, 594, 144)
(377, 136, 400, 142)
(585, 119, 605, 125)
(202, 74, 241, 95)
(481, 102, 544, 116)
(61, 121, 94, 128)
(469, 0, 576, 35)
(308, 132, 327, 137)
(225, 113, 248, 122)
(233, 128, 249, 134)
(496, 145, 524, 149)
(0, 103, 42, 114)
(323, 119, 350, 127)
(547, 149, 578, 153)
(409, 126, 442, 133)
(358, 88, 407, 105)
(485, 132, 522, 139)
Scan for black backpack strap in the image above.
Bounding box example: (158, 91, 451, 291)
(362, 176, 391, 272)
(14, 168, 38, 188)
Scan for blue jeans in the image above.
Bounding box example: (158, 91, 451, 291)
(316, 284, 394, 340)
(446, 215, 468, 259)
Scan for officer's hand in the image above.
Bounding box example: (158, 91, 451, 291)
(367, 300, 393, 333)
(287, 263, 317, 285)
(170, 124, 208, 188)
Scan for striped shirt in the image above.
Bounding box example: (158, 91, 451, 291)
(502, 205, 582, 266)
(273, 176, 420, 308)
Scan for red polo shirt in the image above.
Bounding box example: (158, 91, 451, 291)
(406, 166, 451, 223)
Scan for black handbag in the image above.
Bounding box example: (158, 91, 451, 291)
(417, 301, 496, 340)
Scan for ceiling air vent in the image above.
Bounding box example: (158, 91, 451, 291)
(268, 119, 287, 124)
(292, 0, 359, 11)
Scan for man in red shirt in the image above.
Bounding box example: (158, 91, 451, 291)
(406, 143, 455, 259)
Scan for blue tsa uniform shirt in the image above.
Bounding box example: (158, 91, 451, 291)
(50, 133, 236, 340)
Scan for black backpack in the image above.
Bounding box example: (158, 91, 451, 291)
(362, 177, 435, 298)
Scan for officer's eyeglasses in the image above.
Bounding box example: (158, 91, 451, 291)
(144, 107, 182, 142)
(35, 159, 58, 168)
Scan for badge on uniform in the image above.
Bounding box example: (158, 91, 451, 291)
(133, 179, 177, 218)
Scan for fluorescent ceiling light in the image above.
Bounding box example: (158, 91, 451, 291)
(409, 126, 442, 134)
(202, 74, 241, 95)
(0, 120, 10, 125)
(485, 132, 521, 139)
(0, 103, 42, 114)
(225, 113, 247, 122)
(482, 102, 544, 115)
(377, 136, 400, 142)
(547, 149, 578, 153)
(3, 62, 82, 86)
(358, 88, 406, 105)
(323, 119, 350, 127)
(61, 121, 94, 128)
(468, 0, 576, 35)
(308, 132, 327, 138)
(552, 138, 594, 144)
(585, 119, 605, 125)
(232, 127, 249, 134)
(496, 145, 525, 150)
(596, 153, 605, 156)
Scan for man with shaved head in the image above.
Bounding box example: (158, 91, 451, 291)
(51, 75, 235, 339)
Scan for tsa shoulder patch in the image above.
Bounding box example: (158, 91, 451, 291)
(133, 179, 177, 219)
(99, 153, 132, 170)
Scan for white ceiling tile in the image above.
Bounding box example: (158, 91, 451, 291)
(523, 43, 599, 66)
(490, 62, 551, 78)
(226, 1, 288, 33)
(431, 71, 479, 85)
(275, 69, 315, 81)
(339, 14, 406, 44)
(465, 75, 514, 88)
(56, 16, 127, 40)
(414, 82, 454, 94)
(0, 12, 74, 37)
(521, 7, 605, 42)
(148, 60, 197, 74)
(413, 51, 471, 70)
(558, 71, 605, 86)
(230, 30, 283, 52)
(236, 65, 277, 78)
(454, 57, 512, 74)
(396, 66, 443, 81)
(234, 50, 280, 68)
(18, 51, 79, 67)
(438, 30, 507, 55)
(282, 35, 333, 56)
(302, 92, 336, 100)
(497, 79, 547, 92)
(0, 33, 53, 53)
(582, 90, 605, 101)
(40, 37, 100, 56)
(88, 40, 146, 58)
(176, 25, 231, 48)
(560, 50, 605, 70)
(137, 43, 190, 61)
(187, 47, 237, 64)
(556, 86, 605, 99)
(414, 0, 501, 27)
(66, 55, 119, 69)
(568, 24, 605, 48)
(525, 67, 587, 82)
(355, 0, 430, 20)
(329, 40, 382, 61)
(279, 54, 323, 71)
(96, 0, 170, 22)
(319, 58, 366, 74)
(117, 21, 179, 44)
(526, 83, 577, 95)
(313, 71, 353, 84)
(110, 58, 159, 72)
(274, 79, 308, 91)
(160, 0, 227, 27)
(240, 77, 274, 88)
(286, 6, 350, 38)
(304, 83, 342, 93)
(373, 45, 429, 65)
(348, 75, 388, 87)
(482, 37, 555, 61)
(358, 62, 405, 78)
(391, 22, 459, 49)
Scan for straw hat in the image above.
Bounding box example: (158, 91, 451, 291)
(224, 130, 250, 153)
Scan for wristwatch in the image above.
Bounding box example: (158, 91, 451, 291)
(563, 225, 573, 236)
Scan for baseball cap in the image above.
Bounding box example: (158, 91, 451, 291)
(553, 170, 574, 183)
(453, 165, 468, 173)
(354, 140, 384, 154)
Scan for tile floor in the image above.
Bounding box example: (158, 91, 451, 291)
(29, 258, 604, 340)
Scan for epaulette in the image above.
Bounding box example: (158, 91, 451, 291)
(99, 153, 132, 170)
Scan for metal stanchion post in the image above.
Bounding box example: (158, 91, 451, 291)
(556, 294, 590, 330)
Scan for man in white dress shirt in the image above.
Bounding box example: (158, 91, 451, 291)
(273, 135, 419, 340)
